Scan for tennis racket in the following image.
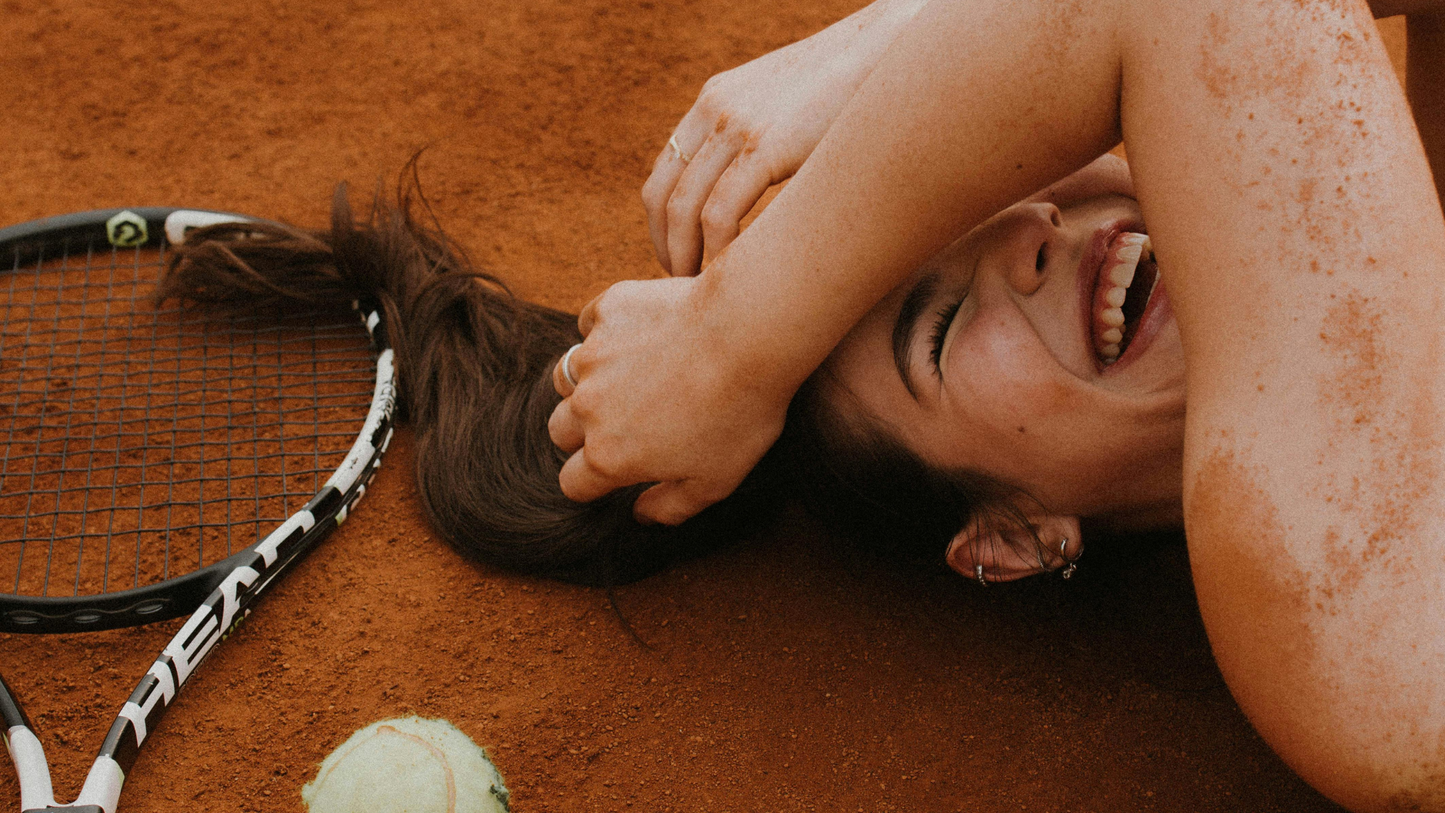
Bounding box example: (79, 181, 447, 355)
(0, 207, 397, 812)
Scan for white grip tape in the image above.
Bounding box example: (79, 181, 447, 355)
(7, 725, 57, 811)
(75, 755, 125, 813)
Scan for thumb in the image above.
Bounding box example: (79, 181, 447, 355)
(632, 478, 730, 526)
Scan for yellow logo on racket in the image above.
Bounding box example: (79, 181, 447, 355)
(105, 210, 148, 248)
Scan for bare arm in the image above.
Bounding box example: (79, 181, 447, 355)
(643, 0, 1432, 279)
(1123, 2, 1445, 808)
(643, 0, 930, 276)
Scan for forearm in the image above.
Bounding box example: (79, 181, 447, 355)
(698, 0, 1123, 390)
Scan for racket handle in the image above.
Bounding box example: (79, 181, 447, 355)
(3, 676, 119, 813)
(3, 724, 55, 811)
(2, 675, 53, 812)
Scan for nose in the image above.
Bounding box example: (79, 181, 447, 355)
(987, 202, 1063, 296)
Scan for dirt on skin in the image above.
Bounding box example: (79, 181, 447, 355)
(0, 3, 1409, 811)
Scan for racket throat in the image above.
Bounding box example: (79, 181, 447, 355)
(4, 676, 123, 813)
(8, 729, 122, 812)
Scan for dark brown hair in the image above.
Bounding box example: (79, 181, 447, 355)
(780, 368, 1044, 575)
(159, 182, 785, 586)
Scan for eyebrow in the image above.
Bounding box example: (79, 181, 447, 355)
(891, 272, 938, 402)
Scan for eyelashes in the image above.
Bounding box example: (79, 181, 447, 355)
(928, 298, 963, 373)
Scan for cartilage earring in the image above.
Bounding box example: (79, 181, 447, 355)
(974, 563, 987, 586)
(1059, 537, 1077, 580)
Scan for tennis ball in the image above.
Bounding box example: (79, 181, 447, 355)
(302, 717, 510, 813)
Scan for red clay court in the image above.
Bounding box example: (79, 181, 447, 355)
(1, 2, 1407, 810)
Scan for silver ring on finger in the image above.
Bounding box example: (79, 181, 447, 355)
(560, 343, 582, 390)
(668, 134, 692, 163)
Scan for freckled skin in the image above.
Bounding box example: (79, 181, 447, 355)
(1310, 293, 1438, 610)
(1187, 447, 1351, 778)
(1319, 292, 1386, 430)
(1122, 0, 1445, 805)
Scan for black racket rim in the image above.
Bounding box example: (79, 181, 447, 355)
(0, 207, 397, 633)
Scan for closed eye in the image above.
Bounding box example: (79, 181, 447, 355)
(928, 298, 963, 374)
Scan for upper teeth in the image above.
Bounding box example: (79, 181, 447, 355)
(1097, 232, 1152, 364)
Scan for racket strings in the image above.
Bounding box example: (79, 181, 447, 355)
(0, 239, 376, 599)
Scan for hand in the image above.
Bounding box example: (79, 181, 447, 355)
(547, 275, 794, 525)
(643, 0, 927, 276)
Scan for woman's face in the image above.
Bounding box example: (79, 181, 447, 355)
(826, 158, 1187, 528)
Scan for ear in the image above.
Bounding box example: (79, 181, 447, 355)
(945, 514, 1083, 583)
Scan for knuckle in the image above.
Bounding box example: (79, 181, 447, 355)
(607, 278, 642, 300)
(665, 194, 695, 221)
(564, 388, 595, 420)
(584, 445, 626, 482)
(593, 286, 620, 316)
(723, 115, 759, 146)
(742, 127, 767, 153)
(558, 474, 591, 503)
(698, 73, 730, 102)
(699, 206, 731, 238)
(641, 177, 667, 212)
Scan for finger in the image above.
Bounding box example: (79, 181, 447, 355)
(558, 447, 627, 504)
(577, 293, 602, 337)
(577, 278, 639, 337)
(552, 345, 580, 398)
(552, 359, 574, 399)
(642, 137, 692, 273)
(666, 134, 744, 276)
(632, 478, 726, 526)
(699, 152, 776, 266)
(547, 397, 585, 454)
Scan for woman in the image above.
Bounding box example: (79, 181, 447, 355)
(546, 0, 1445, 809)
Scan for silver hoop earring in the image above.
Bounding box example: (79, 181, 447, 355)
(1059, 537, 1077, 580)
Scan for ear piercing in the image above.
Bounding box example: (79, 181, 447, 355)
(975, 536, 1081, 585)
(1059, 537, 1079, 580)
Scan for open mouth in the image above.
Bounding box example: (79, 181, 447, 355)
(1091, 231, 1159, 366)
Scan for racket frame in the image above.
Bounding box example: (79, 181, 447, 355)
(0, 208, 398, 813)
